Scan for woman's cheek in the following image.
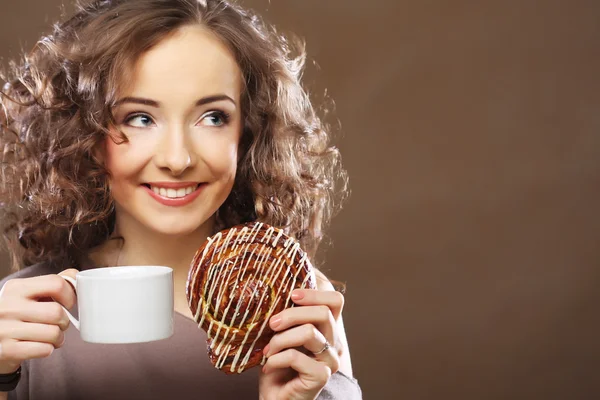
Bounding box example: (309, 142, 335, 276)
(104, 135, 154, 176)
(201, 138, 239, 178)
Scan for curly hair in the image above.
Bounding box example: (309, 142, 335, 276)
(0, 0, 348, 270)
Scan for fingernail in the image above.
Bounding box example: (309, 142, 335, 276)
(263, 344, 270, 355)
(262, 365, 267, 374)
(270, 315, 281, 328)
(291, 290, 304, 301)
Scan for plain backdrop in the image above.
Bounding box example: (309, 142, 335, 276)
(2, 1, 600, 399)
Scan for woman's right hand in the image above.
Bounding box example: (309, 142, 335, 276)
(0, 269, 78, 374)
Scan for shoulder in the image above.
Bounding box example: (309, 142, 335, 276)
(314, 268, 346, 294)
(314, 269, 336, 291)
(0, 262, 61, 290)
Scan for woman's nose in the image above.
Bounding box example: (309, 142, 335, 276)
(153, 127, 196, 176)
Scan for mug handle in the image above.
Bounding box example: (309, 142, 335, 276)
(59, 275, 80, 331)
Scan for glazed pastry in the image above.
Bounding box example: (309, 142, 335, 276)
(186, 222, 316, 374)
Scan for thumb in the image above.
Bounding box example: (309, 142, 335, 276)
(58, 268, 79, 281)
(58, 269, 79, 297)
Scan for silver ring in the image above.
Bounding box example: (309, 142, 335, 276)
(313, 341, 330, 355)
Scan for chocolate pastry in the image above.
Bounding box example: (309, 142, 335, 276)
(186, 222, 316, 374)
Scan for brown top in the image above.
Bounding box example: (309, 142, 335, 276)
(0, 262, 362, 400)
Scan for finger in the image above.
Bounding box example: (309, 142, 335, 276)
(291, 289, 344, 319)
(57, 269, 79, 303)
(1, 274, 77, 309)
(0, 300, 70, 331)
(0, 339, 54, 363)
(270, 305, 336, 344)
(58, 269, 79, 281)
(0, 321, 66, 348)
(265, 324, 326, 357)
(262, 349, 331, 390)
(264, 324, 340, 373)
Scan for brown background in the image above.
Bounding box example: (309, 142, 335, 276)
(2, 1, 600, 399)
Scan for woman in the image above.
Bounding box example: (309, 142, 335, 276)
(0, 0, 360, 399)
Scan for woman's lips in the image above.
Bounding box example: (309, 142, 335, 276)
(142, 183, 205, 207)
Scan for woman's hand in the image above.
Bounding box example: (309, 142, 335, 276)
(258, 283, 348, 400)
(0, 269, 78, 374)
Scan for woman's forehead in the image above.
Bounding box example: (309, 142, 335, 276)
(118, 25, 242, 105)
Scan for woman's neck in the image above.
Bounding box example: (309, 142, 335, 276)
(107, 214, 212, 268)
(112, 229, 210, 271)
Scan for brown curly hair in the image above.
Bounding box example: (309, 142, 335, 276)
(0, 0, 348, 270)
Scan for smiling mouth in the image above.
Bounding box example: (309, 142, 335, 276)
(141, 183, 202, 199)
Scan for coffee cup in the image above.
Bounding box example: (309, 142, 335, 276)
(60, 266, 174, 344)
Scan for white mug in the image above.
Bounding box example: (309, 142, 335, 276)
(60, 266, 174, 344)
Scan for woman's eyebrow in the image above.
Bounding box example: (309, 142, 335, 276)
(196, 94, 236, 107)
(113, 94, 237, 108)
(113, 97, 159, 107)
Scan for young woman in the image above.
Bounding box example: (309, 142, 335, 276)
(0, 0, 360, 399)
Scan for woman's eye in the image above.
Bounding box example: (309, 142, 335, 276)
(124, 114, 154, 128)
(200, 111, 230, 127)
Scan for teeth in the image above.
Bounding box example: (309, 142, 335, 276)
(149, 185, 197, 199)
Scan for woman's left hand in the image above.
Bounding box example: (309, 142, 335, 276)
(258, 288, 345, 400)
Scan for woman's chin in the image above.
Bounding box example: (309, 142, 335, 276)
(141, 216, 213, 238)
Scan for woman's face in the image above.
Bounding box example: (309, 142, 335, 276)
(104, 25, 243, 237)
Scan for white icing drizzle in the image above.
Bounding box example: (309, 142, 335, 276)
(188, 223, 312, 373)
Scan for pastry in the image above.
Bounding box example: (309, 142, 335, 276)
(186, 222, 316, 374)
